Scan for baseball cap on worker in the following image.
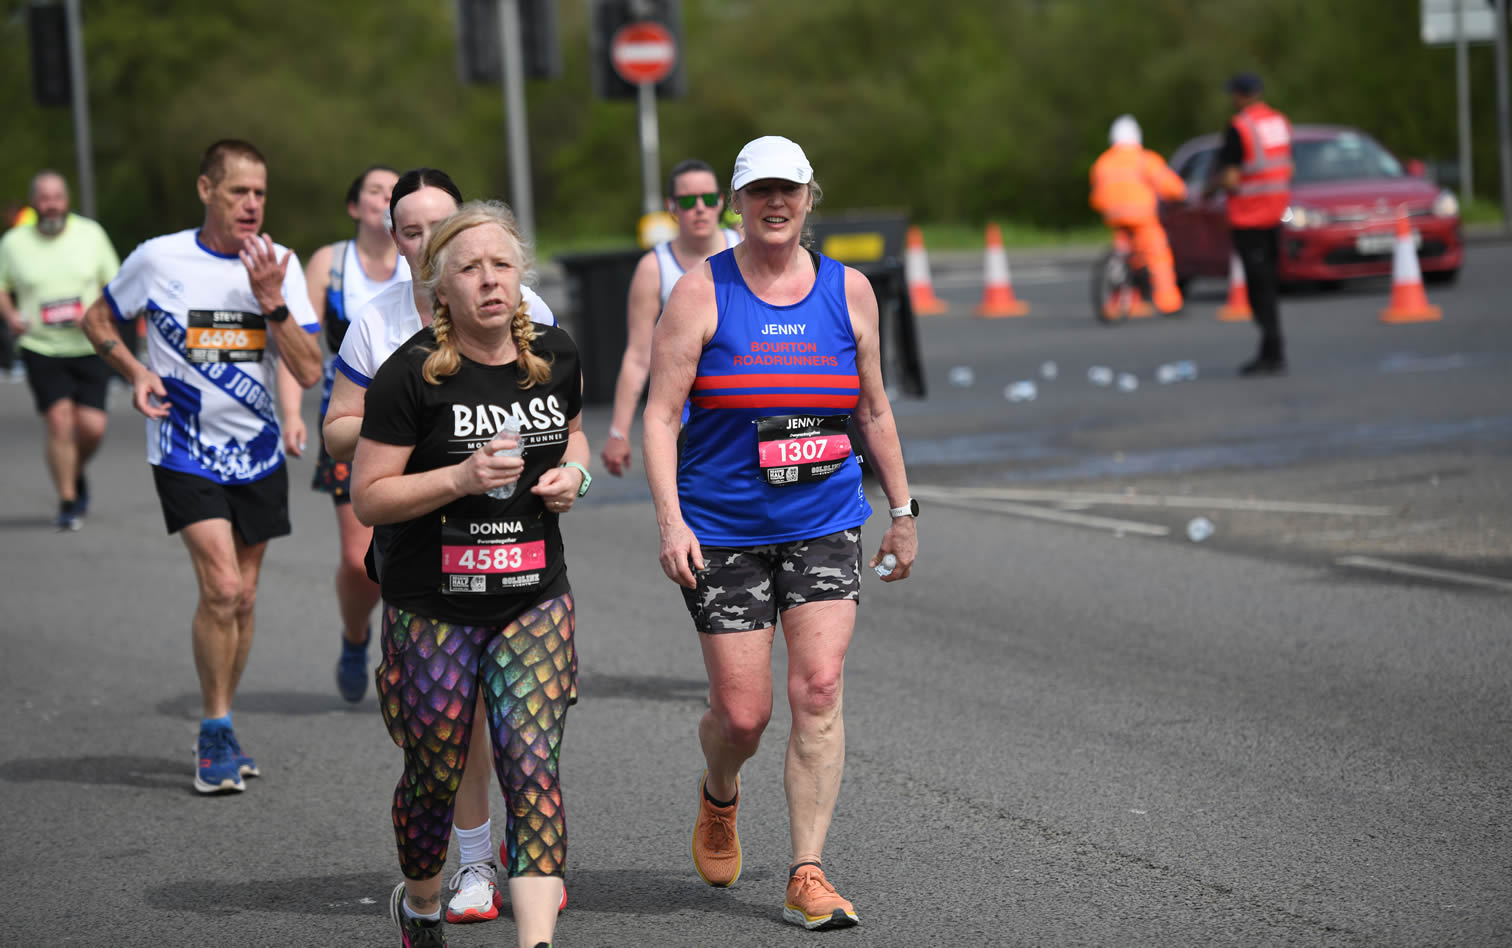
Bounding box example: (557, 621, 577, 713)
(1224, 72, 1263, 95)
(731, 136, 813, 191)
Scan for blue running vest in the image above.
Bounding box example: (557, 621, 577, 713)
(677, 248, 871, 546)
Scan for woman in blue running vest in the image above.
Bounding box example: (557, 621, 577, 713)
(642, 136, 918, 931)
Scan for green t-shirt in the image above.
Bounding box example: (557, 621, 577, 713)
(0, 213, 120, 358)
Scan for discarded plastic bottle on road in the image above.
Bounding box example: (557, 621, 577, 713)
(1157, 360, 1199, 384)
(1087, 366, 1114, 386)
(948, 365, 975, 387)
(874, 553, 898, 578)
(1116, 372, 1139, 392)
(1040, 360, 1059, 380)
(1005, 380, 1038, 402)
(486, 415, 525, 500)
(1185, 516, 1215, 542)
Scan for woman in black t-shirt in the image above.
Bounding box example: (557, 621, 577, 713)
(352, 201, 588, 948)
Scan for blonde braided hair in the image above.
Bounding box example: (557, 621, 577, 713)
(418, 200, 550, 387)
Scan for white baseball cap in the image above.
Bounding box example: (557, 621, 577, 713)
(731, 136, 813, 191)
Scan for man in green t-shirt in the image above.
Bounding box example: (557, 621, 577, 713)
(0, 171, 121, 531)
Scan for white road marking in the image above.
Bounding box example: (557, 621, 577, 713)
(928, 494, 1170, 536)
(914, 486, 1392, 517)
(1335, 556, 1512, 593)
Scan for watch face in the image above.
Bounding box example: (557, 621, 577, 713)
(909, 498, 920, 517)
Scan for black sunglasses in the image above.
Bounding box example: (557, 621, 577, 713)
(674, 192, 721, 210)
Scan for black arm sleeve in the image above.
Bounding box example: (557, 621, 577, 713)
(360, 353, 422, 447)
(1218, 124, 1244, 169)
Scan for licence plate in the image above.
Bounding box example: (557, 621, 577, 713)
(1355, 230, 1419, 255)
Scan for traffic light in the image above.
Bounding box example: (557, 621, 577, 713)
(28, 2, 71, 108)
(454, 0, 561, 84)
(591, 0, 686, 100)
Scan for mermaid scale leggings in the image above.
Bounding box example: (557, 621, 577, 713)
(377, 593, 575, 881)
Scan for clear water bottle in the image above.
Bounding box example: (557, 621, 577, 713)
(1040, 360, 1059, 380)
(1116, 372, 1139, 392)
(1087, 365, 1114, 386)
(486, 416, 524, 500)
(1157, 360, 1198, 384)
(1004, 380, 1038, 402)
(1185, 516, 1215, 542)
(948, 365, 975, 387)
(874, 553, 897, 578)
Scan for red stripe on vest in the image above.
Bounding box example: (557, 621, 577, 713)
(692, 373, 860, 390)
(691, 393, 859, 410)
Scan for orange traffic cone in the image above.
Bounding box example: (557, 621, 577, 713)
(1380, 211, 1441, 323)
(1218, 250, 1251, 322)
(974, 223, 1030, 318)
(904, 227, 948, 315)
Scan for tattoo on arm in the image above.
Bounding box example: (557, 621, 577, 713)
(96, 339, 118, 357)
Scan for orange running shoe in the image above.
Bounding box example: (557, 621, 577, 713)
(691, 771, 741, 887)
(783, 863, 859, 930)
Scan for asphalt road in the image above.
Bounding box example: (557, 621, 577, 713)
(0, 240, 1507, 947)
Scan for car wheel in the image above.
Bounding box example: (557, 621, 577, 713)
(1424, 268, 1460, 285)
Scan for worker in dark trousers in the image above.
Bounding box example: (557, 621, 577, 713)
(1217, 72, 1293, 376)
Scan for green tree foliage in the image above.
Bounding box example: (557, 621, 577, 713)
(1, 0, 1504, 255)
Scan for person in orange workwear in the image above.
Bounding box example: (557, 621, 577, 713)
(1089, 115, 1188, 314)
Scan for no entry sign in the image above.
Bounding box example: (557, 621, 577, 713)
(611, 21, 676, 85)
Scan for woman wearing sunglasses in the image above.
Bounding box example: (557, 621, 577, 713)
(600, 158, 741, 477)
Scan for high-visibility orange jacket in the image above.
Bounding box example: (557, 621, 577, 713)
(1227, 101, 1293, 228)
(1089, 146, 1187, 226)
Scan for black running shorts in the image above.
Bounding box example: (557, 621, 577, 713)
(151, 464, 292, 545)
(20, 349, 112, 414)
(680, 528, 862, 634)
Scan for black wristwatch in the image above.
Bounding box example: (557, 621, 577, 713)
(262, 304, 290, 323)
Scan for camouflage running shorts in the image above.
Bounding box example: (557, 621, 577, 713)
(681, 528, 862, 634)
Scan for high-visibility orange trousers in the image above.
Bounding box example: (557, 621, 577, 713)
(1109, 219, 1182, 314)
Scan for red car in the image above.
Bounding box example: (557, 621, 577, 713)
(1159, 124, 1464, 287)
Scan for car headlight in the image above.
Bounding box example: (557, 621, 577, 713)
(1432, 189, 1459, 218)
(1282, 205, 1330, 229)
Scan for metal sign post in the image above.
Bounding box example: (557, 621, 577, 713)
(497, 0, 534, 241)
(1496, 0, 1512, 232)
(611, 21, 676, 215)
(1455, 0, 1473, 203)
(63, 0, 94, 218)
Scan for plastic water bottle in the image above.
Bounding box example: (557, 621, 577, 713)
(1116, 372, 1139, 392)
(1087, 366, 1114, 386)
(1040, 360, 1059, 381)
(1004, 380, 1038, 402)
(1157, 361, 1198, 384)
(486, 416, 524, 500)
(874, 553, 897, 578)
(1185, 516, 1215, 542)
(948, 366, 975, 387)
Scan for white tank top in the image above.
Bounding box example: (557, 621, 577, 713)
(653, 228, 742, 309)
(332, 239, 410, 318)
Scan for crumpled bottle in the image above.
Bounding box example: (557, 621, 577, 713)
(486, 415, 525, 500)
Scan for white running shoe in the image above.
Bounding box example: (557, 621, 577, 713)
(446, 862, 500, 923)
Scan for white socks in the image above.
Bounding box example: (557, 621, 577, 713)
(456, 820, 493, 867)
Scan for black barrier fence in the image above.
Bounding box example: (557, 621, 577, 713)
(555, 248, 643, 405)
(556, 214, 927, 406)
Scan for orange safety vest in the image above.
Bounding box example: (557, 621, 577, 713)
(1227, 102, 1293, 228)
(1089, 146, 1187, 226)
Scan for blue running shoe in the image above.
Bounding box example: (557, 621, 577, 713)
(225, 728, 259, 778)
(54, 508, 81, 532)
(336, 630, 370, 703)
(195, 725, 245, 794)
